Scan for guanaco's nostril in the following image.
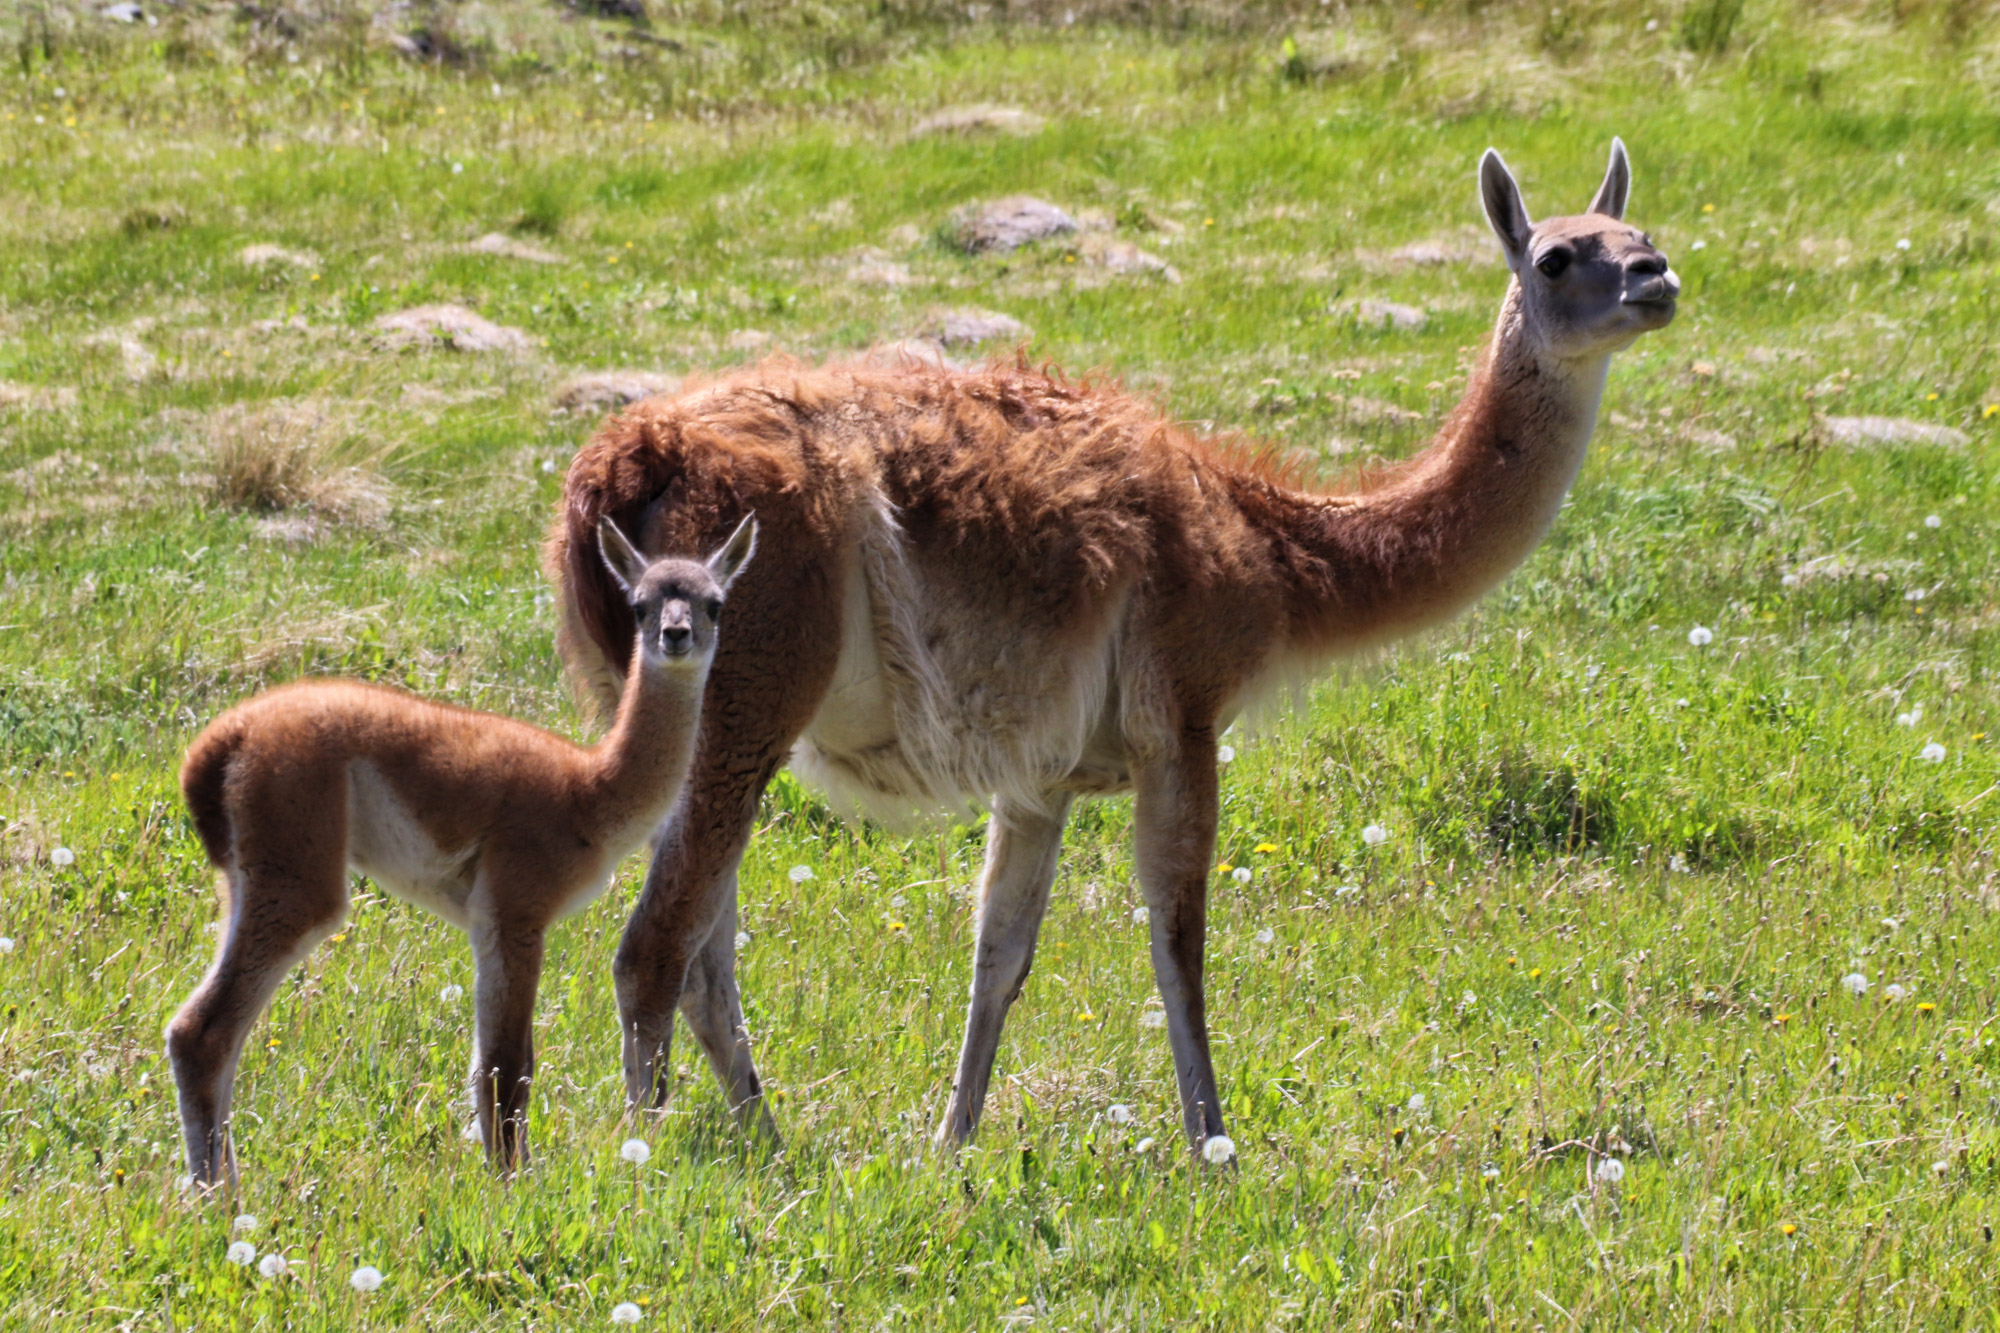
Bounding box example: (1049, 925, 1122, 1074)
(661, 625, 693, 653)
(1628, 253, 1667, 277)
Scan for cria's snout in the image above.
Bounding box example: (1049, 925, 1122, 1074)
(658, 602, 695, 656)
(1622, 252, 1679, 309)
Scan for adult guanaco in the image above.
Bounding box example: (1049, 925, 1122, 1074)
(167, 514, 756, 1185)
(547, 139, 1676, 1157)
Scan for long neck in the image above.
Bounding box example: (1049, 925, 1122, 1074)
(1244, 282, 1611, 651)
(578, 648, 708, 839)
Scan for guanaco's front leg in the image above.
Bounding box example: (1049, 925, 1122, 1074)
(468, 911, 546, 1174)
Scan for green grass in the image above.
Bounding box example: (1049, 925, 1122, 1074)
(4, 0, 2000, 1326)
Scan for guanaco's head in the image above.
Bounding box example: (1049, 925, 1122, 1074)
(597, 513, 758, 671)
(1480, 138, 1679, 362)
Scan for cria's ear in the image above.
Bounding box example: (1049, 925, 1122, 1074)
(705, 513, 758, 592)
(1588, 136, 1631, 221)
(598, 515, 650, 595)
(1479, 148, 1533, 271)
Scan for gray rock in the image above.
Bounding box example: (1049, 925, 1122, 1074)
(1083, 238, 1181, 283)
(1824, 416, 1969, 448)
(949, 197, 1077, 254)
(375, 305, 533, 353)
(555, 371, 678, 414)
(464, 233, 564, 264)
(929, 308, 1030, 347)
(237, 243, 318, 268)
(1347, 299, 1428, 331)
(912, 105, 1045, 137)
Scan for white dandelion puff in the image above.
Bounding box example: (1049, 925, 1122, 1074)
(1924, 514, 1941, 529)
(1669, 853, 1689, 873)
(1131, 905, 1149, 925)
(1217, 745, 1235, 763)
(787, 864, 814, 884)
(1407, 1093, 1426, 1112)
(1201, 1134, 1237, 1165)
(1896, 238, 1912, 251)
(1134, 1137, 1155, 1153)
(1361, 823, 1389, 847)
(1932, 1160, 1949, 1178)
(620, 1138, 651, 1165)
(1594, 1157, 1626, 1185)
(1920, 742, 1946, 763)
(1884, 983, 1907, 1002)
(540, 458, 556, 474)
(0, 938, 13, 954)
(1781, 572, 1799, 588)
(1690, 238, 1706, 250)
(890, 894, 907, 910)
(50, 846, 75, 868)
(440, 984, 463, 1003)
(1254, 927, 1274, 945)
(1841, 972, 1869, 996)
(734, 931, 750, 950)
(225, 1241, 256, 1266)
(1138, 1010, 1166, 1029)
(1687, 625, 1714, 647)
(258, 1252, 288, 1279)
(349, 1265, 383, 1293)
(233, 1214, 258, 1234)
(1106, 1103, 1134, 1125)
(1231, 866, 1253, 884)
(611, 1302, 643, 1324)
(1482, 1164, 1501, 1180)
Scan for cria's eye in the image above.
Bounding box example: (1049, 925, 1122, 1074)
(1536, 249, 1572, 278)
(705, 598, 723, 620)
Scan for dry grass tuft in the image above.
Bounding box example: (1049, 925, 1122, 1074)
(206, 399, 398, 527)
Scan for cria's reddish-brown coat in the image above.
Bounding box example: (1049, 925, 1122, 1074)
(548, 140, 1680, 1152)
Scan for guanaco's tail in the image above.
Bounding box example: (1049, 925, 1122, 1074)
(179, 718, 243, 868)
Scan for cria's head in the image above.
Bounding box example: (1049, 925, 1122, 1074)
(1479, 138, 1679, 361)
(597, 512, 757, 668)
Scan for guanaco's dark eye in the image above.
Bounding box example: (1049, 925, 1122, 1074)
(1535, 249, 1571, 278)
(705, 598, 724, 620)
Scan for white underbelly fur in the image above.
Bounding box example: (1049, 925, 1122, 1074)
(345, 762, 480, 928)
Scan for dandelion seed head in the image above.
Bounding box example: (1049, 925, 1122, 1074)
(440, 984, 463, 1003)
(1884, 983, 1907, 1002)
(1201, 1134, 1237, 1165)
(1781, 572, 1799, 588)
(1932, 1160, 1949, 1177)
(1407, 1093, 1426, 1111)
(1131, 905, 1149, 925)
(1687, 625, 1714, 647)
(1134, 1136, 1155, 1153)
(1231, 867, 1253, 884)
(1217, 744, 1235, 763)
(890, 894, 907, 910)
(1924, 514, 1941, 529)
(258, 1252, 288, 1279)
(540, 458, 556, 474)
(611, 1302, 643, 1325)
(50, 846, 74, 868)
(1106, 1103, 1134, 1125)
(225, 1241, 256, 1266)
(1361, 823, 1389, 847)
(1482, 1164, 1501, 1180)
(0, 938, 13, 953)
(1138, 1010, 1165, 1029)
(788, 864, 813, 884)
(350, 1265, 383, 1293)
(620, 1138, 651, 1165)
(233, 1214, 258, 1234)
(1896, 712, 1917, 728)
(1920, 742, 1946, 763)
(1896, 238, 1912, 251)
(734, 931, 750, 951)
(1594, 1158, 1626, 1184)
(1841, 972, 1869, 996)
(1254, 927, 1275, 945)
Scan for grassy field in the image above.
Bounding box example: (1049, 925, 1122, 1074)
(3, 0, 2000, 1326)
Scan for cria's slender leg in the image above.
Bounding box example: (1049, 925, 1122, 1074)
(934, 793, 1073, 1149)
(1131, 736, 1226, 1152)
(678, 872, 780, 1146)
(468, 914, 546, 1174)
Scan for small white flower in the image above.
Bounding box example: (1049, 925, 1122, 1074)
(1106, 1103, 1134, 1125)
(1231, 866, 1253, 885)
(258, 1252, 288, 1279)
(1781, 573, 1799, 588)
(1138, 1010, 1166, 1029)
(1841, 972, 1869, 996)
(0, 938, 13, 953)
(50, 846, 74, 868)
(1920, 742, 1946, 763)
(1896, 237, 1911, 251)
(788, 864, 813, 884)
(440, 984, 463, 1003)
(620, 1138, 651, 1165)
(1201, 1134, 1237, 1165)
(733, 931, 750, 950)
(349, 1265, 383, 1293)
(233, 1214, 258, 1234)
(1361, 823, 1388, 847)
(1594, 1157, 1626, 1185)
(1924, 514, 1941, 529)
(1689, 238, 1706, 250)
(1254, 927, 1274, 945)
(611, 1301, 643, 1324)
(1687, 625, 1714, 647)
(1407, 1093, 1426, 1111)
(1884, 983, 1907, 1002)
(1131, 905, 1149, 925)
(1133, 1136, 1155, 1153)
(225, 1241, 256, 1266)
(1217, 745, 1235, 763)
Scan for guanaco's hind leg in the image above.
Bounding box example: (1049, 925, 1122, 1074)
(1131, 736, 1227, 1152)
(166, 778, 350, 1188)
(935, 793, 1074, 1148)
(677, 873, 780, 1145)
(467, 909, 546, 1173)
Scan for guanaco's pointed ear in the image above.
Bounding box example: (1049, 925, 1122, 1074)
(705, 513, 758, 591)
(1479, 148, 1533, 272)
(1588, 136, 1631, 220)
(597, 515, 650, 595)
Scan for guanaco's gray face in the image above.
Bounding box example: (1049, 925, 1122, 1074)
(1480, 138, 1679, 362)
(598, 513, 758, 668)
